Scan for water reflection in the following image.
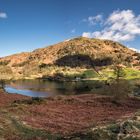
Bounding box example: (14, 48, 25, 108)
(5, 79, 101, 97)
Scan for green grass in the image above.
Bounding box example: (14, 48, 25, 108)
(100, 68, 140, 80)
(81, 70, 99, 78)
(63, 69, 99, 80)
(124, 68, 140, 79)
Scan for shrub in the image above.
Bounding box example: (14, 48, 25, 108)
(13, 97, 44, 105)
(0, 60, 10, 66)
(0, 80, 5, 90)
(12, 61, 29, 67)
(105, 80, 131, 100)
(0, 66, 13, 74)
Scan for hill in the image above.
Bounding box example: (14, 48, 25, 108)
(0, 37, 139, 80)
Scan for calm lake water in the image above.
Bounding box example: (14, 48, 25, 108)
(5, 79, 103, 97)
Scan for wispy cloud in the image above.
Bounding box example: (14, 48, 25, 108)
(82, 14, 103, 25)
(0, 12, 7, 18)
(71, 29, 76, 34)
(82, 10, 140, 42)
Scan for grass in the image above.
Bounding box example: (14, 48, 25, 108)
(1, 105, 140, 140)
(0, 63, 139, 81)
(0, 108, 62, 140)
(81, 69, 99, 78)
(11, 118, 61, 140)
(100, 67, 140, 80)
(62, 69, 99, 80)
(124, 68, 140, 79)
(0, 89, 140, 139)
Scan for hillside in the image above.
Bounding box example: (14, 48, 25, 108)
(0, 37, 139, 79)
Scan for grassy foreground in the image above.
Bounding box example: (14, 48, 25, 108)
(0, 90, 140, 140)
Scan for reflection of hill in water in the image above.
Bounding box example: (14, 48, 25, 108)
(6, 79, 140, 97)
(6, 80, 103, 96)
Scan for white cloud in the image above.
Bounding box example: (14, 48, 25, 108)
(82, 32, 91, 38)
(83, 14, 103, 25)
(64, 39, 70, 42)
(82, 10, 140, 42)
(88, 14, 103, 25)
(71, 29, 76, 33)
(129, 47, 140, 53)
(0, 12, 7, 18)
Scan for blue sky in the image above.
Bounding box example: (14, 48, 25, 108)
(0, 0, 140, 56)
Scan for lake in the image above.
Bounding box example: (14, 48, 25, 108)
(5, 79, 103, 97)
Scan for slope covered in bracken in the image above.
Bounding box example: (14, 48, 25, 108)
(0, 37, 139, 78)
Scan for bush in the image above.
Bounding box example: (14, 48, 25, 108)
(0, 80, 5, 90)
(13, 97, 44, 105)
(105, 80, 131, 100)
(0, 60, 10, 66)
(12, 61, 29, 67)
